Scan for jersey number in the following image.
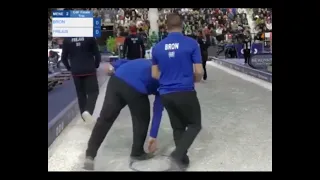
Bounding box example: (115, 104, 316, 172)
(76, 42, 81, 47)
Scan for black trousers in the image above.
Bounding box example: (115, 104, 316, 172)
(160, 91, 202, 161)
(86, 76, 150, 158)
(216, 45, 225, 56)
(202, 51, 208, 79)
(243, 49, 251, 64)
(73, 74, 99, 114)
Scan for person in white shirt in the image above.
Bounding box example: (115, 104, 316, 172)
(124, 15, 131, 27)
(266, 20, 272, 31)
(237, 8, 245, 14)
(216, 27, 223, 35)
(136, 18, 143, 28)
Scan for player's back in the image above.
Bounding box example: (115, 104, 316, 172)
(153, 32, 198, 94)
(115, 59, 158, 95)
(63, 37, 99, 75)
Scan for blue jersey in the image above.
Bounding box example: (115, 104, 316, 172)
(111, 59, 163, 138)
(152, 32, 202, 95)
(114, 59, 159, 95)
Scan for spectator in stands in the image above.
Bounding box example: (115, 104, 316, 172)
(159, 26, 168, 41)
(265, 19, 272, 31)
(138, 27, 148, 46)
(149, 31, 158, 46)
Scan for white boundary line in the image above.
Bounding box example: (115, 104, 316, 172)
(207, 61, 272, 91)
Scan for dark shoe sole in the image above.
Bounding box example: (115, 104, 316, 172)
(130, 153, 154, 162)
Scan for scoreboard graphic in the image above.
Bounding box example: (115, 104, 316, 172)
(52, 10, 101, 38)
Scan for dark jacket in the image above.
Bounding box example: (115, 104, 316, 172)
(61, 37, 101, 76)
(197, 36, 210, 54)
(122, 33, 145, 60)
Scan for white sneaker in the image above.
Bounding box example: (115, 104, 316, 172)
(82, 111, 95, 122)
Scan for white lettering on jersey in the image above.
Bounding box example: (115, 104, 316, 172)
(168, 51, 175, 58)
(131, 38, 138, 44)
(165, 43, 179, 50)
(71, 37, 84, 42)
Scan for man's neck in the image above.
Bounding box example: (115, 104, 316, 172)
(168, 29, 182, 33)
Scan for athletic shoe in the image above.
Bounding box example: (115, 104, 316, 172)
(167, 153, 189, 171)
(182, 154, 190, 167)
(83, 156, 94, 170)
(82, 111, 95, 122)
(203, 74, 207, 80)
(167, 157, 187, 171)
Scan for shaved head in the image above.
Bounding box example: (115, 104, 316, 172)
(166, 13, 183, 31)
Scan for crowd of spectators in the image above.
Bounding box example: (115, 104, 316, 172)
(154, 8, 252, 48)
(112, 8, 254, 49)
(114, 8, 150, 47)
(251, 8, 272, 42)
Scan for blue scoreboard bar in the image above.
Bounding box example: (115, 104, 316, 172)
(52, 10, 93, 18)
(93, 17, 101, 38)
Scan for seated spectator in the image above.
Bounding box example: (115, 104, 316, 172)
(265, 19, 272, 31)
(158, 26, 168, 41)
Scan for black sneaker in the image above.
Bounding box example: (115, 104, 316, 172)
(167, 155, 188, 171)
(203, 74, 207, 80)
(130, 152, 154, 162)
(182, 155, 190, 167)
(83, 157, 94, 170)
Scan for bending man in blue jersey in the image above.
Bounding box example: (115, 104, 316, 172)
(151, 13, 203, 171)
(84, 59, 164, 170)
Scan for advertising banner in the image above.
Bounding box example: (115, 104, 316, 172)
(250, 54, 272, 70)
(235, 43, 264, 58)
(210, 57, 272, 83)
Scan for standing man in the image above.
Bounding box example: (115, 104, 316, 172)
(151, 13, 203, 171)
(61, 37, 100, 122)
(197, 30, 210, 80)
(84, 59, 164, 170)
(122, 25, 146, 60)
(243, 31, 252, 65)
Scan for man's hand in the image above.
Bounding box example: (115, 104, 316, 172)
(148, 137, 157, 153)
(104, 63, 115, 76)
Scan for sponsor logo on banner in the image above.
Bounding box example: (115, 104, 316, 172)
(215, 59, 272, 83)
(250, 54, 272, 70)
(235, 43, 264, 58)
(241, 48, 258, 54)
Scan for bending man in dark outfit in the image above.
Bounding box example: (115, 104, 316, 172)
(151, 13, 203, 171)
(84, 59, 164, 170)
(61, 37, 101, 122)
